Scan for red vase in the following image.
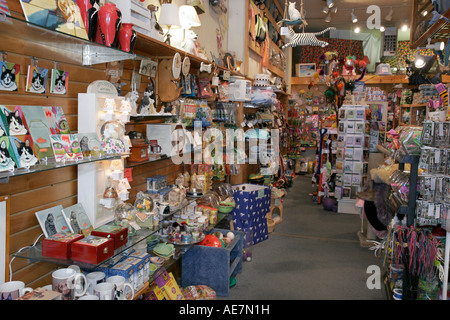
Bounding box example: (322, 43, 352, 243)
(78, 0, 100, 41)
(119, 23, 137, 52)
(95, 3, 122, 47)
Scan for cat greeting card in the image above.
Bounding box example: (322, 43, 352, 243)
(0, 136, 19, 172)
(43, 106, 70, 134)
(50, 134, 83, 162)
(50, 69, 69, 95)
(21, 106, 54, 160)
(26, 65, 49, 94)
(9, 135, 39, 168)
(0, 61, 20, 92)
(35, 205, 70, 238)
(61, 203, 93, 236)
(78, 132, 104, 157)
(0, 106, 29, 136)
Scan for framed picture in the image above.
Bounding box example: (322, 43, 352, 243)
(0, 195, 9, 283)
(342, 187, 351, 199)
(139, 59, 158, 78)
(296, 63, 316, 77)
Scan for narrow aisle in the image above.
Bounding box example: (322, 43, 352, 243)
(222, 176, 386, 300)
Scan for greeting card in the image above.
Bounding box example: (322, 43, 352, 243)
(43, 106, 70, 134)
(61, 203, 93, 236)
(0, 61, 20, 92)
(35, 205, 70, 238)
(50, 69, 69, 95)
(21, 106, 54, 160)
(0, 136, 19, 172)
(77, 132, 104, 157)
(1, 106, 29, 136)
(50, 134, 83, 162)
(9, 135, 39, 168)
(26, 65, 49, 94)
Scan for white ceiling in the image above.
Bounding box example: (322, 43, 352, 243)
(283, 0, 413, 34)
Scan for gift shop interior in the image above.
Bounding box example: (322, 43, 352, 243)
(1, 0, 450, 303)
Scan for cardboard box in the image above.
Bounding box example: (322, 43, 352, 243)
(153, 270, 184, 300)
(91, 225, 128, 250)
(144, 283, 165, 300)
(42, 233, 84, 260)
(107, 262, 135, 289)
(71, 235, 115, 264)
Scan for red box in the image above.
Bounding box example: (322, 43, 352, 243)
(71, 235, 115, 264)
(42, 233, 84, 260)
(91, 225, 128, 250)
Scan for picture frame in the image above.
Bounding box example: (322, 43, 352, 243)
(296, 63, 316, 77)
(342, 187, 351, 199)
(35, 205, 70, 238)
(61, 203, 93, 237)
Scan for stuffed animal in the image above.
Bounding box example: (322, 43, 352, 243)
(181, 30, 198, 54)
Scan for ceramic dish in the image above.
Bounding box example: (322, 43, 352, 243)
(150, 256, 164, 266)
(167, 233, 205, 245)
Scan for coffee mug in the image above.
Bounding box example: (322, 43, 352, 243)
(0, 281, 33, 300)
(94, 282, 115, 300)
(106, 275, 135, 300)
(86, 271, 106, 295)
(78, 294, 100, 300)
(52, 268, 87, 300)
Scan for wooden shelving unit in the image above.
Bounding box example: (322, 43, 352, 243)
(410, 0, 450, 49)
(291, 74, 450, 85)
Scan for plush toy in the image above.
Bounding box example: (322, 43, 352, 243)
(181, 29, 198, 54)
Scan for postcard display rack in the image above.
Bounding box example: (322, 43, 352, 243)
(335, 105, 370, 214)
(77, 89, 132, 228)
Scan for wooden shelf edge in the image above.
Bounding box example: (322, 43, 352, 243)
(410, 7, 450, 49)
(291, 74, 411, 85)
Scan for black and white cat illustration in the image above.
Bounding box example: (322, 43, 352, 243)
(0, 140, 15, 172)
(44, 213, 58, 237)
(53, 73, 66, 94)
(4, 109, 28, 135)
(17, 139, 38, 167)
(0, 64, 18, 91)
(29, 69, 46, 94)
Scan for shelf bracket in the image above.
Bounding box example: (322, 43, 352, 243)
(82, 44, 138, 66)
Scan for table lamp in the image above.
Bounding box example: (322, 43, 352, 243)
(158, 3, 181, 46)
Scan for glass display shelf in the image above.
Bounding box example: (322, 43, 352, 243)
(0, 13, 147, 66)
(0, 153, 129, 180)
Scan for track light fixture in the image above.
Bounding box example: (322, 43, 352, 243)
(380, 26, 385, 32)
(401, 24, 408, 32)
(351, 9, 358, 23)
(385, 7, 393, 21)
(354, 26, 360, 33)
(326, 0, 334, 9)
(330, 6, 337, 14)
(325, 12, 331, 23)
(322, 6, 329, 14)
(426, 38, 445, 51)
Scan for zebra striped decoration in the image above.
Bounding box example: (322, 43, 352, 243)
(281, 26, 336, 49)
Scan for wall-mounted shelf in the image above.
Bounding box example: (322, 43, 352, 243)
(0, 13, 143, 66)
(291, 75, 450, 85)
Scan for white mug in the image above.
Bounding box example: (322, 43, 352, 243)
(0, 281, 33, 300)
(86, 271, 106, 295)
(52, 268, 87, 300)
(78, 294, 100, 300)
(106, 275, 135, 300)
(94, 282, 115, 300)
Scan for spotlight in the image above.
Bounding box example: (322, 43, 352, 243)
(326, 0, 334, 9)
(380, 26, 385, 32)
(385, 7, 393, 21)
(322, 6, 329, 14)
(331, 6, 337, 14)
(426, 38, 445, 51)
(401, 24, 408, 32)
(325, 13, 331, 23)
(351, 9, 358, 23)
(354, 26, 361, 33)
(421, 10, 428, 16)
(414, 56, 425, 68)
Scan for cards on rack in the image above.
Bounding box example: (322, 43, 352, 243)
(61, 203, 93, 236)
(35, 205, 70, 238)
(50, 134, 83, 162)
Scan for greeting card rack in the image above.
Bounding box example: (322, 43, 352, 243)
(396, 155, 420, 227)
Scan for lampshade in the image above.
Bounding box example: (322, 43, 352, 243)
(159, 3, 181, 27)
(179, 5, 201, 29)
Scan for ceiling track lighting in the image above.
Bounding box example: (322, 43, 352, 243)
(401, 24, 408, 32)
(326, 0, 334, 9)
(426, 37, 445, 51)
(421, 9, 428, 16)
(330, 6, 337, 14)
(351, 9, 358, 23)
(380, 26, 385, 32)
(325, 13, 331, 23)
(322, 6, 329, 14)
(354, 26, 360, 33)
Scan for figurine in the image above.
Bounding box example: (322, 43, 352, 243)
(138, 81, 156, 115)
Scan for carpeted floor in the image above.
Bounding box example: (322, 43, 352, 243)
(220, 176, 387, 300)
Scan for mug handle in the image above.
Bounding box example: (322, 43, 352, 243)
(22, 287, 33, 296)
(74, 273, 88, 297)
(124, 283, 134, 300)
